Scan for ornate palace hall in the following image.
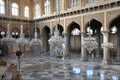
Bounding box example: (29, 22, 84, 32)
(0, 0, 120, 80)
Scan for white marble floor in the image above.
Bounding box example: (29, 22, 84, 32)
(4, 52, 120, 80)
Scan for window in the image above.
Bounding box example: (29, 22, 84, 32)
(12, 3, 19, 16)
(88, 0, 96, 3)
(44, 0, 50, 15)
(70, 0, 78, 8)
(55, 0, 61, 12)
(34, 4, 40, 19)
(24, 6, 29, 17)
(71, 28, 80, 35)
(0, 0, 5, 14)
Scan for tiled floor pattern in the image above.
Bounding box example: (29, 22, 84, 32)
(15, 55, 119, 80)
(5, 53, 120, 80)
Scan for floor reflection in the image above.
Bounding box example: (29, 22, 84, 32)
(6, 53, 120, 80)
(73, 66, 81, 75)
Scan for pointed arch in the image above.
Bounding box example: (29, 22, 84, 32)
(67, 21, 80, 33)
(85, 19, 102, 34)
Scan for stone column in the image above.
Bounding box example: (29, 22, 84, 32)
(80, 32, 88, 61)
(63, 33, 70, 57)
(102, 31, 111, 64)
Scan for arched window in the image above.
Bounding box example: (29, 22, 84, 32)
(24, 6, 29, 17)
(12, 3, 19, 16)
(70, 0, 78, 8)
(0, 0, 5, 14)
(44, 0, 50, 15)
(71, 28, 80, 35)
(34, 4, 40, 19)
(55, 0, 61, 12)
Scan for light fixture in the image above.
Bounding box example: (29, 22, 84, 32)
(16, 25, 29, 46)
(1, 0, 16, 45)
(83, 21, 98, 53)
(101, 41, 113, 49)
(2, 23, 16, 45)
(16, 0, 29, 46)
(30, 21, 42, 46)
(48, 0, 65, 57)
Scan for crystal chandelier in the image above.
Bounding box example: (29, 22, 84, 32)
(2, 24, 16, 45)
(48, 0, 65, 57)
(30, 24, 42, 46)
(83, 34, 98, 53)
(102, 42, 113, 48)
(83, 24, 98, 53)
(48, 24, 65, 57)
(16, 25, 29, 46)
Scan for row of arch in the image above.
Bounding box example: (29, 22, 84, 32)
(42, 15, 120, 57)
(0, 15, 119, 57)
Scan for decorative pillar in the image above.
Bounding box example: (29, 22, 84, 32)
(80, 32, 88, 61)
(63, 33, 70, 57)
(102, 31, 111, 64)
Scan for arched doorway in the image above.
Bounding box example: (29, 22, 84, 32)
(85, 19, 102, 58)
(42, 25, 50, 52)
(109, 15, 120, 60)
(67, 22, 81, 56)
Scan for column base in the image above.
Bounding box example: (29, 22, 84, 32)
(102, 59, 111, 65)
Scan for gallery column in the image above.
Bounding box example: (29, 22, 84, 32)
(102, 31, 111, 64)
(80, 32, 88, 61)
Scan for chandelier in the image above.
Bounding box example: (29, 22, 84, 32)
(2, 24, 16, 45)
(16, 25, 29, 46)
(48, 24, 65, 57)
(83, 25, 98, 53)
(102, 42, 113, 48)
(30, 25, 42, 46)
(83, 34, 98, 53)
(48, 0, 65, 57)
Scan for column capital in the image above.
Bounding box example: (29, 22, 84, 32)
(101, 31, 109, 33)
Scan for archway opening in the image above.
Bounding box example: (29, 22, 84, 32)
(42, 25, 50, 52)
(85, 19, 103, 58)
(109, 15, 120, 60)
(67, 22, 81, 56)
